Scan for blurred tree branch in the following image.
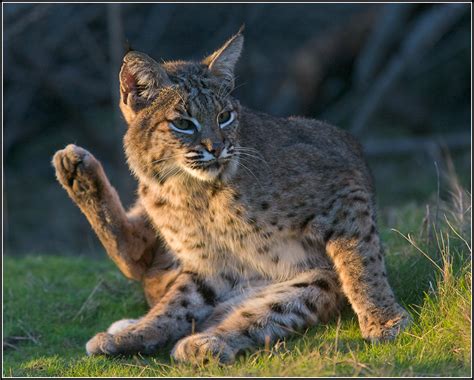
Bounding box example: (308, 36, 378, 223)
(269, 7, 379, 117)
(4, 5, 105, 155)
(353, 3, 416, 91)
(363, 132, 471, 156)
(350, 4, 468, 135)
(4, 4, 52, 40)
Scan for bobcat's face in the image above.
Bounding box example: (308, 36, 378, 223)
(169, 98, 240, 182)
(120, 31, 244, 184)
(163, 73, 242, 182)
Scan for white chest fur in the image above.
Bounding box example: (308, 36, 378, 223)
(141, 180, 314, 281)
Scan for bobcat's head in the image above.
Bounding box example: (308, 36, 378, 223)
(120, 29, 244, 184)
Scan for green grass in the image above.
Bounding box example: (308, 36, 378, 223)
(3, 201, 471, 377)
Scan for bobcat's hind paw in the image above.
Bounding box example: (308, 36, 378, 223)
(52, 144, 103, 198)
(172, 333, 236, 365)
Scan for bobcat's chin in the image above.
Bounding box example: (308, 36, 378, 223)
(182, 157, 239, 183)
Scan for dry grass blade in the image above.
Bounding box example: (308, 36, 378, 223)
(391, 229, 443, 272)
(444, 216, 471, 252)
(73, 278, 104, 321)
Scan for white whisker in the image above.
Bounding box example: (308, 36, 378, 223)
(236, 152, 271, 171)
(235, 159, 263, 188)
(151, 153, 186, 165)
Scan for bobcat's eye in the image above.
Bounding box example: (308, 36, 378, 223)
(169, 118, 197, 135)
(218, 111, 236, 129)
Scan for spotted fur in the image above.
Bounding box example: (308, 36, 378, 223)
(53, 29, 410, 364)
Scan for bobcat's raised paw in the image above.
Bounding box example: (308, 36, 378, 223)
(52, 144, 103, 197)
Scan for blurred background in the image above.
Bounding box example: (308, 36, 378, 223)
(3, 3, 471, 256)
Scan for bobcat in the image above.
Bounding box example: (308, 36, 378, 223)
(52, 29, 410, 364)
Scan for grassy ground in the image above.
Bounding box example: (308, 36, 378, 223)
(3, 194, 471, 377)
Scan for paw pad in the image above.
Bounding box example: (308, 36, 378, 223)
(52, 144, 101, 196)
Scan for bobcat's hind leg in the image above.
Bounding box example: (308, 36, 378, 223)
(52, 144, 158, 280)
(172, 270, 344, 365)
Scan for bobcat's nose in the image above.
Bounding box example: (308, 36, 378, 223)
(201, 139, 224, 158)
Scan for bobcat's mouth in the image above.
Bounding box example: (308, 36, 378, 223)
(192, 157, 230, 175)
(182, 154, 237, 182)
(202, 161, 222, 171)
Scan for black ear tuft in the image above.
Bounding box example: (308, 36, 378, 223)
(124, 39, 134, 55)
(202, 29, 244, 88)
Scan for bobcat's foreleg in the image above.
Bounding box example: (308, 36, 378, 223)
(52, 144, 159, 280)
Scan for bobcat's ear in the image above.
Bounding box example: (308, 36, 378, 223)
(203, 28, 244, 89)
(119, 51, 172, 124)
